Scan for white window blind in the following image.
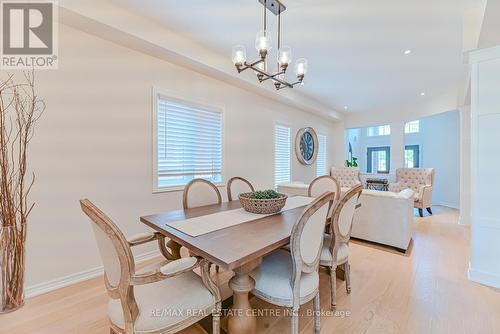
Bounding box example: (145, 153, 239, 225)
(316, 134, 327, 176)
(275, 124, 291, 187)
(156, 96, 222, 189)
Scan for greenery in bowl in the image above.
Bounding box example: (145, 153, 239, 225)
(249, 189, 282, 200)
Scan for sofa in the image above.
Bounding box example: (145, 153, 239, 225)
(351, 189, 415, 252)
(389, 168, 434, 217)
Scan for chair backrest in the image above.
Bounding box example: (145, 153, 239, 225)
(395, 168, 435, 193)
(330, 167, 361, 188)
(227, 176, 255, 201)
(331, 185, 363, 245)
(308, 175, 341, 201)
(80, 199, 138, 331)
(290, 192, 334, 274)
(183, 178, 222, 209)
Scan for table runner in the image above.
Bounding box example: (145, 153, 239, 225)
(166, 196, 314, 237)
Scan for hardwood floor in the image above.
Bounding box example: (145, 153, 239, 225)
(1, 206, 499, 334)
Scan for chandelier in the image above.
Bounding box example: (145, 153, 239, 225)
(231, 0, 308, 90)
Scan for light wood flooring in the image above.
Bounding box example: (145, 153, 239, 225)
(1, 206, 499, 334)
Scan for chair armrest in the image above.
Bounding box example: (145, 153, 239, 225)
(420, 185, 433, 206)
(127, 232, 163, 247)
(131, 256, 201, 285)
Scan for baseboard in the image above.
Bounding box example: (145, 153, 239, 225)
(25, 250, 160, 299)
(468, 263, 500, 289)
(436, 202, 460, 209)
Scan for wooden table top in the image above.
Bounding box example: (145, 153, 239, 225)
(140, 201, 307, 270)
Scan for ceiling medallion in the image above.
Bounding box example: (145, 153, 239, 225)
(231, 0, 308, 90)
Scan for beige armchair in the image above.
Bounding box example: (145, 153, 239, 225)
(330, 167, 362, 191)
(80, 199, 221, 334)
(389, 168, 435, 217)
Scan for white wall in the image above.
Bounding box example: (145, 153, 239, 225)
(410, 111, 460, 208)
(23, 23, 340, 289)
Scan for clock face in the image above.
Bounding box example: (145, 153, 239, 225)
(300, 132, 315, 161)
(295, 127, 318, 165)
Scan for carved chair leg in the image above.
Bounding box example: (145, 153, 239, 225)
(313, 293, 321, 333)
(330, 265, 337, 310)
(212, 302, 221, 334)
(418, 208, 424, 217)
(291, 307, 299, 334)
(344, 262, 351, 294)
(426, 207, 433, 215)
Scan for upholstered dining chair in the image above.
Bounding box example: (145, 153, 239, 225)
(80, 199, 221, 334)
(319, 184, 363, 310)
(183, 178, 222, 272)
(183, 178, 222, 209)
(250, 192, 334, 334)
(226, 176, 255, 201)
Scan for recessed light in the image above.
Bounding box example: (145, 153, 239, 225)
(420, 92, 425, 96)
(344, 106, 348, 110)
(403, 49, 413, 55)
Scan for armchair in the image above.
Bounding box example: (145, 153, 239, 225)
(389, 168, 435, 217)
(330, 167, 362, 191)
(80, 199, 221, 334)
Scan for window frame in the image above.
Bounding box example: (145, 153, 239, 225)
(274, 122, 292, 188)
(152, 88, 226, 193)
(404, 120, 420, 134)
(367, 125, 391, 137)
(366, 146, 391, 173)
(404, 144, 420, 168)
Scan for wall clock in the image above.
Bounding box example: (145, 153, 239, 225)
(295, 127, 318, 165)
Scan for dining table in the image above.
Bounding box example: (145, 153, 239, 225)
(140, 196, 315, 334)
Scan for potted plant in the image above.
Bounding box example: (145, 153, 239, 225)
(0, 72, 44, 313)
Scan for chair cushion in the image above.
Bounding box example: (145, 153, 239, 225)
(108, 261, 215, 333)
(319, 234, 349, 266)
(250, 250, 319, 307)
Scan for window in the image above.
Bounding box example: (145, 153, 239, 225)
(405, 145, 420, 168)
(155, 94, 223, 190)
(367, 146, 390, 173)
(405, 120, 420, 134)
(367, 125, 391, 136)
(275, 124, 291, 187)
(316, 134, 327, 176)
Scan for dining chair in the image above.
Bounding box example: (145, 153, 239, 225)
(183, 178, 222, 209)
(183, 178, 222, 272)
(80, 199, 221, 334)
(250, 192, 334, 334)
(226, 176, 255, 201)
(319, 184, 363, 310)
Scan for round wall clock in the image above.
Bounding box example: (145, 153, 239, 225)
(295, 127, 318, 165)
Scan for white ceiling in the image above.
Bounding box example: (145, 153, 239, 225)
(113, 0, 467, 114)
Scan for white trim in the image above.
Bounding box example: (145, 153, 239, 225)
(151, 87, 226, 193)
(25, 250, 160, 299)
(437, 202, 460, 210)
(468, 262, 500, 289)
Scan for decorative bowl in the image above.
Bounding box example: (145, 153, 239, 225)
(238, 192, 288, 214)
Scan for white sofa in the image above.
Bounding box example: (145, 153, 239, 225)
(277, 182, 309, 196)
(351, 189, 415, 251)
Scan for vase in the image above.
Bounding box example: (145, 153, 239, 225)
(0, 224, 26, 313)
